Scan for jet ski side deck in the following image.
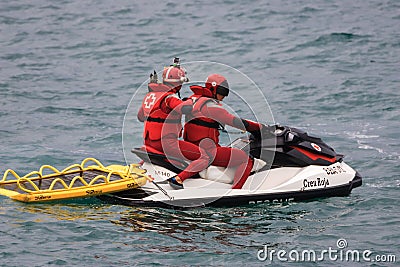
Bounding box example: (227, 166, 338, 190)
(98, 172, 362, 208)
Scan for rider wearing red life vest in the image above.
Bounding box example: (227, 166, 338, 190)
(183, 74, 263, 189)
(137, 59, 211, 189)
(138, 79, 186, 141)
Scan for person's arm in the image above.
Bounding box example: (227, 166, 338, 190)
(232, 118, 261, 132)
(201, 102, 261, 131)
(137, 106, 145, 122)
(165, 95, 192, 114)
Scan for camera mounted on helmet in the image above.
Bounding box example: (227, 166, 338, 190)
(162, 58, 189, 93)
(172, 57, 180, 67)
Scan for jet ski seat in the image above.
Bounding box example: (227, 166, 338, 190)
(132, 146, 189, 174)
(199, 158, 267, 184)
(132, 146, 267, 184)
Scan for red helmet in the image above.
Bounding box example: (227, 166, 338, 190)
(162, 66, 189, 90)
(205, 74, 229, 97)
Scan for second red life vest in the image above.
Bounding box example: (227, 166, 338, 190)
(183, 85, 222, 145)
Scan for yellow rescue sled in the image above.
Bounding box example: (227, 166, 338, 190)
(0, 158, 149, 203)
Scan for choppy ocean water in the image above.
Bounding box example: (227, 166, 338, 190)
(0, 0, 399, 266)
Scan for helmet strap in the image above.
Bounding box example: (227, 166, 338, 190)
(212, 87, 217, 99)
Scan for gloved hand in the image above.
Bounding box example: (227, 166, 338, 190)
(181, 104, 193, 115)
(261, 124, 277, 133)
(181, 98, 193, 114)
(250, 123, 274, 140)
(248, 123, 263, 140)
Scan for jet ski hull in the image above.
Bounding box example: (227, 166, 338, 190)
(98, 125, 362, 208)
(98, 169, 362, 208)
(98, 174, 361, 208)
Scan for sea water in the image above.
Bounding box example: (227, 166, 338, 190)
(0, 0, 399, 266)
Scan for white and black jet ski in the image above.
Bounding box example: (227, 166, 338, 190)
(98, 125, 362, 208)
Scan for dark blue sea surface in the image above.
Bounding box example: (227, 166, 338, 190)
(0, 0, 399, 266)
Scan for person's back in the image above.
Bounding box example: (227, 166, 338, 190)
(138, 79, 183, 142)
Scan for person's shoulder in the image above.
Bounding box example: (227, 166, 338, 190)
(203, 98, 221, 107)
(148, 82, 170, 91)
(165, 94, 180, 100)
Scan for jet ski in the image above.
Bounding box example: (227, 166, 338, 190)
(98, 125, 362, 208)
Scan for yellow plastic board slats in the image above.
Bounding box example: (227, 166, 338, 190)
(0, 158, 149, 202)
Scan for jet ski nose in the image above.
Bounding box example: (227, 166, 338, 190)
(352, 171, 363, 188)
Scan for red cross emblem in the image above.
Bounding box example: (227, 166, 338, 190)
(311, 143, 322, 152)
(144, 93, 157, 109)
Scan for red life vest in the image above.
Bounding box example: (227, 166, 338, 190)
(183, 85, 222, 145)
(141, 83, 182, 141)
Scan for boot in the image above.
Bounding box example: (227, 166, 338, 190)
(167, 176, 184, 190)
